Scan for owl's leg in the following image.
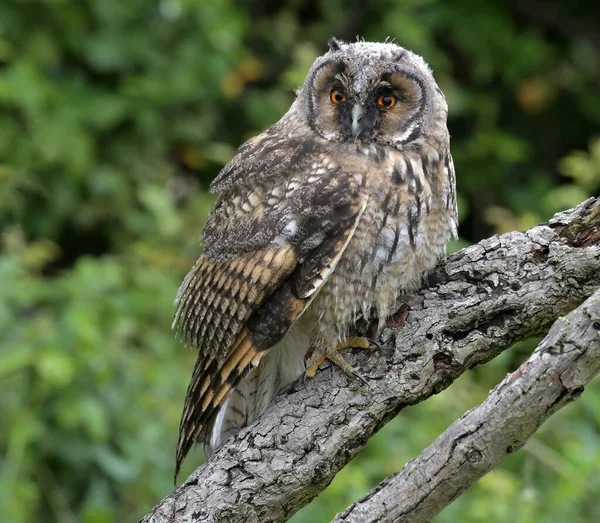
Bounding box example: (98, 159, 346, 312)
(304, 337, 376, 381)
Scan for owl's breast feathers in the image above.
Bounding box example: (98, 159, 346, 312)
(303, 142, 458, 333)
(174, 116, 456, 479)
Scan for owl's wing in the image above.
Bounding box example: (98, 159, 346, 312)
(174, 148, 367, 479)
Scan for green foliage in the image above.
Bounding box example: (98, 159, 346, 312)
(0, 1, 598, 522)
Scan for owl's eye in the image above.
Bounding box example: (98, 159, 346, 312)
(377, 94, 397, 108)
(330, 89, 347, 103)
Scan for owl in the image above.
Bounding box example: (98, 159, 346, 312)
(173, 38, 458, 480)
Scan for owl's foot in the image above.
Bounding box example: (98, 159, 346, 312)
(304, 336, 378, 383)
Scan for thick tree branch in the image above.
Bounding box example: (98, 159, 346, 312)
(142, 198, 600, 523)
(333, 288, 600, 522)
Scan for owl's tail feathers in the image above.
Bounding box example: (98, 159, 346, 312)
(174, 330, 264, 484)
(201, 366, 260, 458)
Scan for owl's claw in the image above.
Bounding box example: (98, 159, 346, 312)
(351, 369, 370, 386)
(304, 336, 377, 383)
(366, 337, 382, 350)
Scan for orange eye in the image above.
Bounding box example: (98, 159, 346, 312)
(377, 94, 397, 108)
(330, 89, 347, 103)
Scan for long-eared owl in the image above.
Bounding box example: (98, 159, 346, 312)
(173, 38, 458, 479)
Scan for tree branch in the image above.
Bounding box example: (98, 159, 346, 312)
(333, 288, 600, 522)
(141, 198, 600, 523)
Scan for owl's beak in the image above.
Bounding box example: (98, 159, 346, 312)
(351, 104, 365, 139)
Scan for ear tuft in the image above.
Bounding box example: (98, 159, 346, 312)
(328, 37, 341, 52)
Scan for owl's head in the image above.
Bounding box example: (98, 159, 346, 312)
(298, 38, 447, 149)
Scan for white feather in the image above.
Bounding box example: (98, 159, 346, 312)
(209, 397, 230, 451)
(205, 321, 310, 456)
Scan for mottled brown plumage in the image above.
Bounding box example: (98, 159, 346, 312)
(173, 38, 458, 480)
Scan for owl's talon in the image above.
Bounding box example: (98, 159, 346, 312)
(304, 339, 370, 385)
(351, 369, 370, 386)
(366, 337, 382, 350)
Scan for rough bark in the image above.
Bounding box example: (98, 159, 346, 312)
(333, 288, 600, 522)
(141, 197, 600, 523)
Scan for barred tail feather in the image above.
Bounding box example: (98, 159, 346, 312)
(174, 331, 265, 483)
(203, 321, 310, 459)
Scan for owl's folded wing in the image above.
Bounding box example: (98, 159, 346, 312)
(173, 163, 367, 480)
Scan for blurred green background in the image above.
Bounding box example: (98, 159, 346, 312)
(1, 1, 599, 522)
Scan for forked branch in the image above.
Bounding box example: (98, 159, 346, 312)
(333, 288, 600, 522)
